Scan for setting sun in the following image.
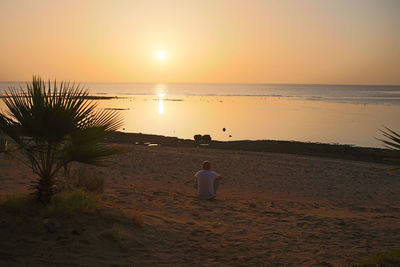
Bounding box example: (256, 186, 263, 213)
(156, 51, 165, 60)
(0, 1, 400, 265)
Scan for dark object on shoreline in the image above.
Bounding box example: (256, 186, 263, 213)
(106, 131, 393, 165)
(202, 135, 212, 142)
(104, 108, 130, 111)
(81, 95, 117, 100)
(194, 135, 202, 141)
(223, 128, 226, 132)
(229, 135, 232, 138)
(152, 98, 184, 102)
(194, 134, 212, 143)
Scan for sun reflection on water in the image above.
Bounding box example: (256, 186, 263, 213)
(158, 94, 164, 114)
(155, 84, 166, 115)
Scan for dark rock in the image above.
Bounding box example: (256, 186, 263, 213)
(194, 134, 202, 141)
(202, 135, 212, 142)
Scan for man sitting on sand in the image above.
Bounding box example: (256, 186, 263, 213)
(194, 161, 222, 200)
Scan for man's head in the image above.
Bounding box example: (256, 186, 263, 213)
(202, 161, 211, 170)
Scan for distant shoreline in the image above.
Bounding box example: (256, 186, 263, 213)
(106, 131, 392, 165)
(1, 81, 400, 87)
(0, 95, 118, 100)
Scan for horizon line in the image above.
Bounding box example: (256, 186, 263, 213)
(0, 80, 399, 87)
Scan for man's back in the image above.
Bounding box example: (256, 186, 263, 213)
(195, 170, 219, 199)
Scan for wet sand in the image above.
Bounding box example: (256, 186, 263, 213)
(1, 144, 399, 266)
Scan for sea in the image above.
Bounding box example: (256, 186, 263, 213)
(1, 82, 400, 148)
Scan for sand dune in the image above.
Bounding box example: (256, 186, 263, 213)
(1, 145, 399, 266)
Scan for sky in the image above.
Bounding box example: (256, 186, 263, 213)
(0, 0, 399, 85)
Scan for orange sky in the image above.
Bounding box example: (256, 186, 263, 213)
(0, 0, 399, 85)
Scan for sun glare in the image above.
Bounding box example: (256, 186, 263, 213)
(157, 51, 166, 60)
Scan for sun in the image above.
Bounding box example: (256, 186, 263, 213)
(156, 51, 166, 60)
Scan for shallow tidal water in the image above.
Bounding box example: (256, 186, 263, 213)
(1, 82, 400, 148)
(96, 95, 400, 148)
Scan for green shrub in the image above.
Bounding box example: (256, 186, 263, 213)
(0, 190, 102, 218)
(357, 249, 400, 266)
(44, 190, 102, 217)
(1, 191, 143, 228)
(1, 192, 41, 215)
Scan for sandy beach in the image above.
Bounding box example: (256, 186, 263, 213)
(2, 0, 400, 265)
(1, 142, 399, 266)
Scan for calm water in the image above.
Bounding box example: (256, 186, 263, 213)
(1, 82, 400, 106)
(1, 82, 400, 147)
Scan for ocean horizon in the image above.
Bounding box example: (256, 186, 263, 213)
(1, 82, 400, 106)
(1, 82, 400, 148)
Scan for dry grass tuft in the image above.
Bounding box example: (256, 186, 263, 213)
(130, 211, 144, 228)
(60, 167, 105, 193)
(103, 224, 131, 247)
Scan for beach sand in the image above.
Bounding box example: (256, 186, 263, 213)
(1, 144, 399, 266)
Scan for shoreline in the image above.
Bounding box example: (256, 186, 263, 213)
(2, 142, 399, 265)
(106, 131, 392, 164)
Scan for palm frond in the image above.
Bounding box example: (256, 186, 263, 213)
(0, 113, 22, 145)
(377, 126, 400, 171)
(377, 127, 400, 150)
(0, 76, 123, 203)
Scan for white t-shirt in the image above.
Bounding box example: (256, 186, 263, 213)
(195, 170, 219, 199)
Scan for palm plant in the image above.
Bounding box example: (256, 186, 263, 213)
(0, 77, 122, 204)
(378, 126, 400, 171)
(0, 131, 8, 153)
